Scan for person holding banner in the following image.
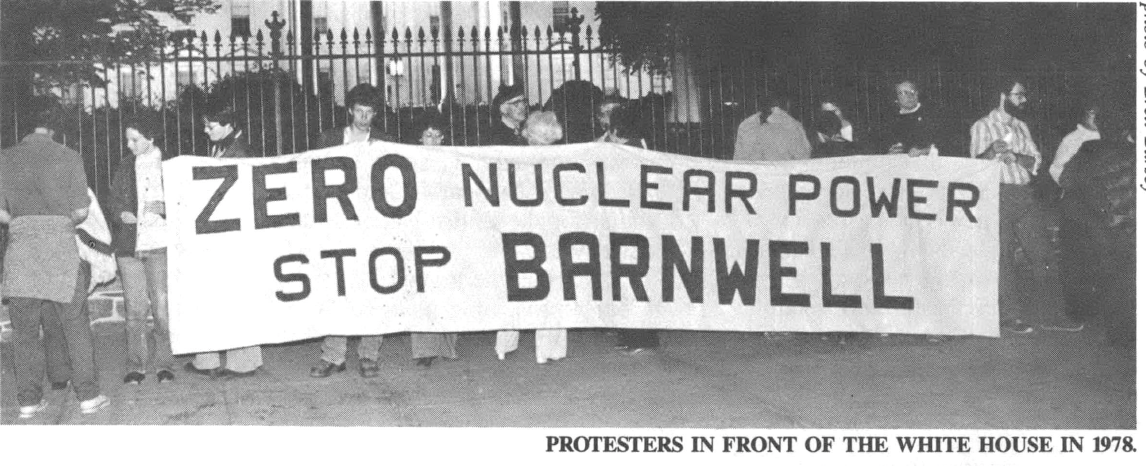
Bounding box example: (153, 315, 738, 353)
(495, 111, 568, 364)
(884, 79, 959, 158)
(733, 93, 811, 161)
(487, 83, 529, 146)
(409, 114, 461, 369)
(184, 108, 264, 379)
(309, 84, 389, 378)
(970, 76, 1066, 334)
(1, 107, 110, 418)
(110, 117, 176, 385)
(317, 83, 391, 149)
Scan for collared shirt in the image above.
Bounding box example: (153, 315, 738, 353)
(969, 109, 1041, 185)
(1049, 124, 1100, 184)
(0, 132, 89, 217)
(733, 110, 812, 162)
(342, 126, 372, 145)
(134, 147, 167, 251)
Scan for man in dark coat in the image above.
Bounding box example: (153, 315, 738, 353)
(486, 83, 528, 146)
(316, 83, 391, 149)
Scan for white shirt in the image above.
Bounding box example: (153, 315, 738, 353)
(1049, 124, 1100, 184)
(134, 147, 168, 251)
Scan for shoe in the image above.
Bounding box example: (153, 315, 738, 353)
(79, 395, 110, 415)
(156, 370, 176, 383)
(1001, 319, 1034, 334)
(50, 381, 70, 391)
(1040, 321, 1085, 332)
(414, 357, 435, 368)
(309, 361, 346, 378)
(123, 371, 145, 385)
(184, 361, 220, 378)
(18, 399, 48, 419)
(359, 358, 380, 378)
(216, 368, 257, 380)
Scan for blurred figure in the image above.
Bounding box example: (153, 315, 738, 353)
(818, 98, 856, 144)
(733, 93, 811, 161)
(811, 110, 858, 158)
(496, 111, 568, 364)
(1049, 101, 1100, 185)
(599, 105, 648, 149)
(1057, 105, 1134, 343)
(111, 116, 176, 385)
(410, 113, 460, 369)
(594, 95, 625, 142)
(487, 83, 529, 146)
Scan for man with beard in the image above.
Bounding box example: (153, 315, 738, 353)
(970, 76, 1066, 335)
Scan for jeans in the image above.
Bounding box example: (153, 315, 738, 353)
(119, 248, 174, 373)
(9, 261, 100, 406)
(321, 335, 384, 365)
(998, 184, 1065, 324)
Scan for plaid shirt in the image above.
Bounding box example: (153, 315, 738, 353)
(969, 109, 1041, 185)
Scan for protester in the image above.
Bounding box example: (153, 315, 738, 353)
(1049, 101, 1101, 185)
(970, 76, 1069, 334)
(1058, 105, 1134, 341)
(811, 110, 859, 158)
(184, 108, 264, 379)
(818, 98, 857, 144)
(495, 111, 568, 364)
(110, 117, 175, 385)
(487, 83, 529, 146)
(409, 113, 461, 369)
(309, 84, 388, 379)
(598, 107, 659, 354)
(883, 79, 958, 157)
(733, 93, 811, 161)
(317, 83, 391, 149)
(594, 95, 625, 142)
(1, 107, 109, 418)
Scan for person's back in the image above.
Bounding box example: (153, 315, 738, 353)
(733, 104, 811, 161)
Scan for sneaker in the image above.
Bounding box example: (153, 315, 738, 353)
(1001, 319, 1034, 334)
(79, 394, 110, 415)
(18, 399, 48, 419)
(1040, 321, 1085, 332)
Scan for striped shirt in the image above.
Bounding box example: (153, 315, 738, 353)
(969, 109, 1041, 185)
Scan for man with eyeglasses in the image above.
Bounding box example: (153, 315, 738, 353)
(970, 75, 1067, 335)
(487, 83, 529, 146)
(883, 79, 957, 157)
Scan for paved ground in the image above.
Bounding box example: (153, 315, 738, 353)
(0, 322, 1134, 428)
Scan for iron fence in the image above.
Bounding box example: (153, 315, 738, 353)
(1, 15, 1093, 209)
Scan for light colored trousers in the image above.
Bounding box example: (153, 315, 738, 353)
(119, 249, 174, 373)
(321, 335, 384, 364)
(193, 346, 262, 372)
(496, 330, 566, 363)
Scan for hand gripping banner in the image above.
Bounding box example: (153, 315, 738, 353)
(164, 142, 999, 353)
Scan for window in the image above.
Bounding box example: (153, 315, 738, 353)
(314, 16, 328, 35)
(231, 1, 251, 38)
(429, 15, 440, 36)
(552, 1, 570, 30)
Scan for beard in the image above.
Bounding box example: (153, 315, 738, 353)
(1004, 101, 1027, 120)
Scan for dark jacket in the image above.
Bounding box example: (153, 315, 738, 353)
(812, 138, 859, 158)
(315, 126, 390, 150)
(209, 130, 259, 158)
(108, 157, 140, 256)
(485, 120, 525, 146)
(1060, 139, 1135, 253)
(881, 104, 961, 157)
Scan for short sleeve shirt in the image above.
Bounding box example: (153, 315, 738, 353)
(0, 133, 89, 217)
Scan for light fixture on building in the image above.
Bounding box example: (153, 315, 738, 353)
(386, 59, 404, 77)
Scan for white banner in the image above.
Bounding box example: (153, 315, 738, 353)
(164, 142, 999, 354)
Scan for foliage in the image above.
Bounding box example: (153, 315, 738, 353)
(2, 0, 220, 85)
